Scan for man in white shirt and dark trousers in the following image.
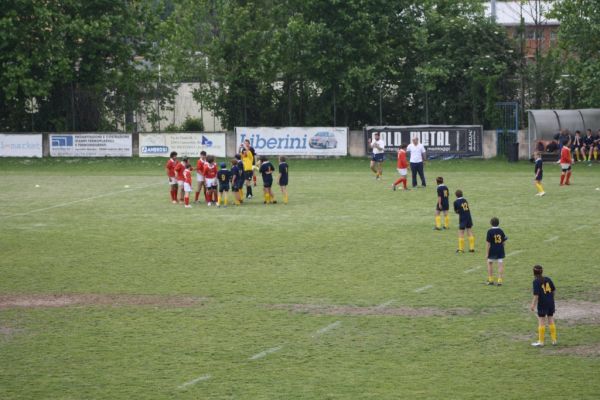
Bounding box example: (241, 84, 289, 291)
(407, 136, 427, 188)
(368, 132, 385, 180)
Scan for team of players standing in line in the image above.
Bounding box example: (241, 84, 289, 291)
(165, 140, 289, 208)
(371, 135, 558, 347)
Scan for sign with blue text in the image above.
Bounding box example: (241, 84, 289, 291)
(139, 133, 226, 158)
(235, 127, 348, 156)
(364, 125, 483, 157)
(50, 133, 132, 157)
(0, 134, 42, 157)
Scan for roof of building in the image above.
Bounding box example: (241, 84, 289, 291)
(484, 1, 559, 26)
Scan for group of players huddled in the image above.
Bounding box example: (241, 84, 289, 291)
(165, 139, 289, 208)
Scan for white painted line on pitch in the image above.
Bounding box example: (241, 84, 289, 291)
(376, 299, 396, 308)
(0, 182, 162, 220)
(572, 225, 588, 232)
(414, 284, 433, 293)
(249, 345, 283, 360)
(506, 250, 523, 257)
(464, 266, 483, 273)
(313, 321, 341, 337)
(544, 236, 559, 243)
(178, 374, 211, 389)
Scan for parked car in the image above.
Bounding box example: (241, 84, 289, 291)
(309, 131, 338, 149)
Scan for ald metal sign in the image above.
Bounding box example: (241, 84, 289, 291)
(364, 125, 483, 158)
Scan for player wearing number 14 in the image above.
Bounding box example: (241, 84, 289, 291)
(486, 217, 507, 286)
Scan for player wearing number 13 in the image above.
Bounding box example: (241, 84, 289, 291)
(486, 217, 507, 286)
(453, 190, 475, 253)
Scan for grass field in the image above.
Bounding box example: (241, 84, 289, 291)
(1, 156, 599, 399)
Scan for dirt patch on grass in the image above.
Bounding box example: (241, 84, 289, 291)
(269, 303, 471, 317)
(556, 300, 600, 324)
(0, 294, 206, 309)
(548, 343, 600, 357)
(0, 326, 23, 339)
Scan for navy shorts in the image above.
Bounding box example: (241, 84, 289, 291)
(219, 185, 230, 192)
(535, 172, 543, 181)
(459, 219, 473, 230)
(244, 170, 254, 180)
(487, 249, 505, 259)
(279, 178, 288, 186)
(537, 305, 555, 317)
(263, 180, 273, 188)
(436, 204, 449, 212)
(372, 153, 385, 162)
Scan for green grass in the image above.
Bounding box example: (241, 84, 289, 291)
(1, 157, 599, 399)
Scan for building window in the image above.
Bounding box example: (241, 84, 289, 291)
(526, 29, 540, 40)
(550, 30, 558, 41)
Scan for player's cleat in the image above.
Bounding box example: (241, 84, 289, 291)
(185, 205, 192, 208)
(272, 200, 277, 204)
(539, 191, 545, 196)
(456, 249, 464, 253)
(443, 226, 448, 230)
(486, 281, 494, 286)
(552, 340, 557, 346)
(247, 194, 252, 199)
(496, 282, 502, 286)
(172, 200, 177, 204)
(469, 249, 475, 253)
(216, 204, 220, 208)
(531, 341, 544, 347)
(392, 184, 396, 191)
(263, 201, 267, 204)
(433, 227, 442, 231)
(207, 202, 212, 207)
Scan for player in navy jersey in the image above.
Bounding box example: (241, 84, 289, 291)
(234, 153, 245, 200)
(217, 162, 231, 207)
(230, 159, 242, 205)
(533, 152, 545, 196)
(278, 156, 289, 204)
(485, 217, 508, 286)
(530, 265, 557, 347)
(259, 156, 277, 204)
(434, 176, 450, 230)
(453, 190, 475, 253)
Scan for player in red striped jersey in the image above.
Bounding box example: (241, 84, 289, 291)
(203, 155, 219, 206)
(165, 151, 178, 203)
(183, 164, 193, 208)
(195, 151, 207, 203)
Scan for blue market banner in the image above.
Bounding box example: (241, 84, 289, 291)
(364, 125, 483, 158)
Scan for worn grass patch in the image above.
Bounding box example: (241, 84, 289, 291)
(0, 294, 206, 309)
(269, 303, 472, 316)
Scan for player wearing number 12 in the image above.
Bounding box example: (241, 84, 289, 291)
(485, 217, 507, 286)
(453, 190, 475, 253)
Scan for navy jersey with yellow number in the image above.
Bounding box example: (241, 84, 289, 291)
(533, 277, 556, 316)
(218, 168, 231, 191)
(486, 227, 507, 259)
(259, 161, 275, 186)
(436, 184, 450, 211)
(534, 159, 543, 180)
(453, 197, 473, 229)
(279, 162, 289, 186)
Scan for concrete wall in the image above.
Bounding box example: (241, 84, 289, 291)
(482, 130, 497, 159)
(349, 130, 366, 157)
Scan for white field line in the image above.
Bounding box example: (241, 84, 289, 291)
(249, 346, 283, 360)
(312, 321, 341, 337)
(544, 236, 560, 243)
(0, 182, 162, 220)
(414, 284, 433, 293)
(376, 299, 396, 308)
(572, 225, 588, 232)
(506, 250, 523, 257)
(178, 374, 211, 389)
(464, 266, 483, 274)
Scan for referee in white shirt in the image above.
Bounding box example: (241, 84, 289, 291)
(406, 136, 427, 187)
(369, 132, 385, 180)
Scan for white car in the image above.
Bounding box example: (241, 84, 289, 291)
(309, 131, 338, 149)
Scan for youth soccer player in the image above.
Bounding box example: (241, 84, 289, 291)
(392, 144, 409, 191)
(557, 141, 572, 185)
(485, 217, 507, 286)
(259, 156, 277, 204)
(165, 151, 178, 203)
(217, 162, 231, 207)
(278, 156, 289, 204)
(174, 157, 188, 202)
(530, 265, 558, 347)
(582, 129, 595, 162)
(434, 176, 449, 230)
(203, 155, 218, 206)
(453, 190, 475, 253)
(571, 131, 583, 162)
(195, 151, 207, 203)
(534, 152, 545, 196)
(183, 164, 193, 208)
(230, 159, 243, 205)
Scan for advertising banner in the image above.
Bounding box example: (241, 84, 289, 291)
(139, 133, 226, 158)
(235, 127, 348, 156)
(364, 125, 483, 157)
(49, 133, 132, 157)
(0, 134, 43, 157)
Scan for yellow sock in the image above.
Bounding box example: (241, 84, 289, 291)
(217, 194, 221, 205)
(284, 193, 288, 204)
(435, 215, 441, 229)
(487, 276, 494, 283)
(240, 188, 244, 198)
(594, 149, 598, 160)
(538, 326, 546, 344)
(224, 196, 228, 206)
(458, 238, 465, 251)
(497, 277, 503, 284)
(264, 192, 269, 202)
(444, 215, 449, 229)
(468, 236, 475, 251)
(536, 183, 544, 193)
(549, 324, 557, 342)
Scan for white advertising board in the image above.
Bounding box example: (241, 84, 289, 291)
(49, 134, 132, 157)
(139, 133, 226, 158)
(235, 127, 348, 156)
(0, 134, 43, 157)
